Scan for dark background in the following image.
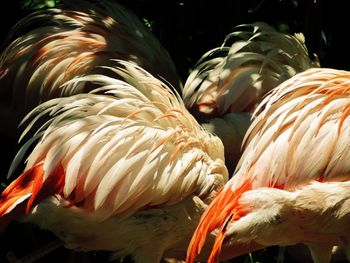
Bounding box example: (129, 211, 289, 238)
(121, 0, 349, 80)
(0, 0, 349, 83)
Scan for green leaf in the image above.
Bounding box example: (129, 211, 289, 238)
(142, 18, 154, 31)
(46, 0, 56, 8)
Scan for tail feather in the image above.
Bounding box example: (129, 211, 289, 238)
(186, 180, 252, 263)
(0, 163, 65, 231)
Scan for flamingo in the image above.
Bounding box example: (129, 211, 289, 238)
(0, 61, 230, 263)
(182, 22, 319, 172)
(0, 0, 182, 139)
(187, 67, 350, 263)
(0, 0, 183, 197)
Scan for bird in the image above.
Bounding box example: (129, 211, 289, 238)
(0, 0, 182, 139)
(216, 180, 350, 263)
(186, 67, 350, 263)
(0, 61, 229, 263)
(0, 0, 183, 196)
(182, 22, 319, 173)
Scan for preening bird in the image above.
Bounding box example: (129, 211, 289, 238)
(187, 67, 350, 263)
(0, 0, 183, 194)
(0, 0, 182, 138)
(216, 180, 350, 263)
(182, 22, 319, 172)
(0, 61, 228, 263)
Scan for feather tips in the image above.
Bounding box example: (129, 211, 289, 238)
(183, 22, 318, 117)
(9, 62, 227, 220)
(0, 163, 65, 231)
(238, 68, 350, 189)
(0, 0, 182, 138)
(187, 68, 350, 262)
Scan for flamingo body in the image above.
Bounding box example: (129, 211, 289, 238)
(0, 0, 182, 138)
(0, 62, 227, 262)
(182, 22, 318, 171)
(187, 68, 350, 263)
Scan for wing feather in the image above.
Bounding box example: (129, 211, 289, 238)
(183, 22, 318, 116)
(235, 68, 350, 190)
(12, 62, 228, 219)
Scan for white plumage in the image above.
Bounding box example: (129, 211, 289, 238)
(187, 68, 350, 263)
(183, 23, 318, 116)
(225, 181, 350, 263)
(0, 0, 182, 139)
(0, 61, 228, 263)
(182, 22, 319, 172)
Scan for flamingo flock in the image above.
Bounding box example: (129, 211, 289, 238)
(0, 1, 349, 263)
